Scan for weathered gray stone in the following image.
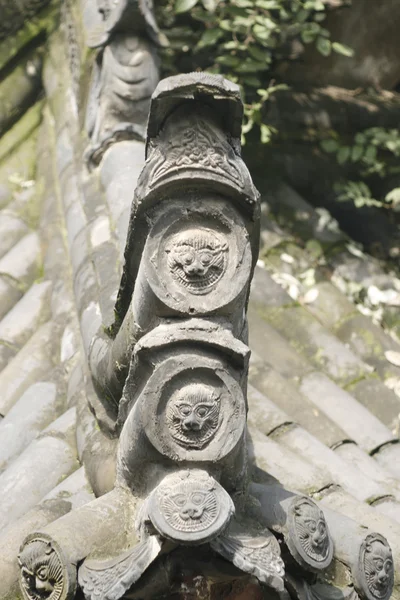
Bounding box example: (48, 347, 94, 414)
(0, 381, 63, 471)
(0, 211, 28, 259)
(248, 385, 399, 508)
(258, 180, 345, 246)
(271, 425, 396, 508)
(318, 486, 400, 595)
(0, 321, 57, 416)
(19, 488, 135, 600)
(0, 232, 41, 320)
(0, 468, 93, 600)
(249, 351, 348, 448)
(302, 281, 356, 330)
(248, 309, 312, 381)
(0, 49, 43, 137)
(374, 442, 400, 480)
(0, 431, 78, 531)
(99, 139, 145, 254)
(334, 442, 400, 501)
(0, 231, 41, 283)
(335, 313, 400, 380)
(250, 265, 293, 309)
(346, 377, 400, 433)
(248, 425, 331, 494)
(85, 34, 159, 166)
(300, 372, 396, 453)
(0, 0, 51, 41)
(255, 304, 371, 386)
(0, 281, 52, 370)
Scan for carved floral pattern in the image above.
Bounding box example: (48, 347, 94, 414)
(146, 115, 245, 190)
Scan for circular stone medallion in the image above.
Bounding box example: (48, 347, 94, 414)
(141, 356, 246, 462)
(287, 497, 333, 572)
(147, 470, 234, 544)
(355, 533, 394, 600)
(144, 199, 252, 315)
(18, 533, 76, 600)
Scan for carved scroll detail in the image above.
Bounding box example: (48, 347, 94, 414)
(211, 521, 285, 592)
(78, 536, 162, 600)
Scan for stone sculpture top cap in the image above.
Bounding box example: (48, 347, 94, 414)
(146, 72, 244, 143)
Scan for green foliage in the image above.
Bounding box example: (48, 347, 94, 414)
(156, 0, 347, 142)
(321, 127, 400, 209)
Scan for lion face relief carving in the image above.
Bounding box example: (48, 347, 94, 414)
(363, 535, 394, 600)
(166, 227, 228, 295)
(166, 383, 221, 449)
(293, 499, 330, 563)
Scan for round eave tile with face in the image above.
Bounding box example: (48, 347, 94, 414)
(354, 533, 394, 600)
(140, 355, 246, 462)
(286, 497, 334, 572)
(18, 534, 77, 600)
(147, 469, 235, 545)
(144, 198, 252, 315)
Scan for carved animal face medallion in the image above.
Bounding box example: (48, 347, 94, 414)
(166, 227, 228, 294)
(147, 470, 234, 544)
(18, 539, 64, 600)
(287, 497, 333, 571)
(294, 499, 330, 562)
(160, 480, 218, 533)
(166, 383, 221, 449)
(361, 534, 394, 600)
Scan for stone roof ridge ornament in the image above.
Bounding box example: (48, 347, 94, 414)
(18, 73, 395, 600)
(84, 0, 162, 167)
(84, 0, 167, 49)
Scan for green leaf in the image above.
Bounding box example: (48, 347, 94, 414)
(337, 146, 350, 164)
(320, 139, 339, 153)
(202, 0, 218, 10)
(197, 28, 223, 47)
(175, 0, 199, 13)
(332, 42, 354, 57)
(260, 123, 273, 144)
(248, 45, 268, 61)
(242, 75, 261, 87)
(385, 187, 400, 205)
(364, 145, 377, 162)
(316, 36, 331, 56)
(216, 55, 241, 67)
(351, 145, 364, 162)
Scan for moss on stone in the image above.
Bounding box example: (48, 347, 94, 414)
(0, 100, 43, 165)
(0, 1, 59, 73)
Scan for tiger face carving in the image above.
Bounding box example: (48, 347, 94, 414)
(147, 470, 235, 544)
(166, 227, 228, 294)
(166, 383, 221, 449)
(291, 498, 332, 565)
(362, 535, 394, 600)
